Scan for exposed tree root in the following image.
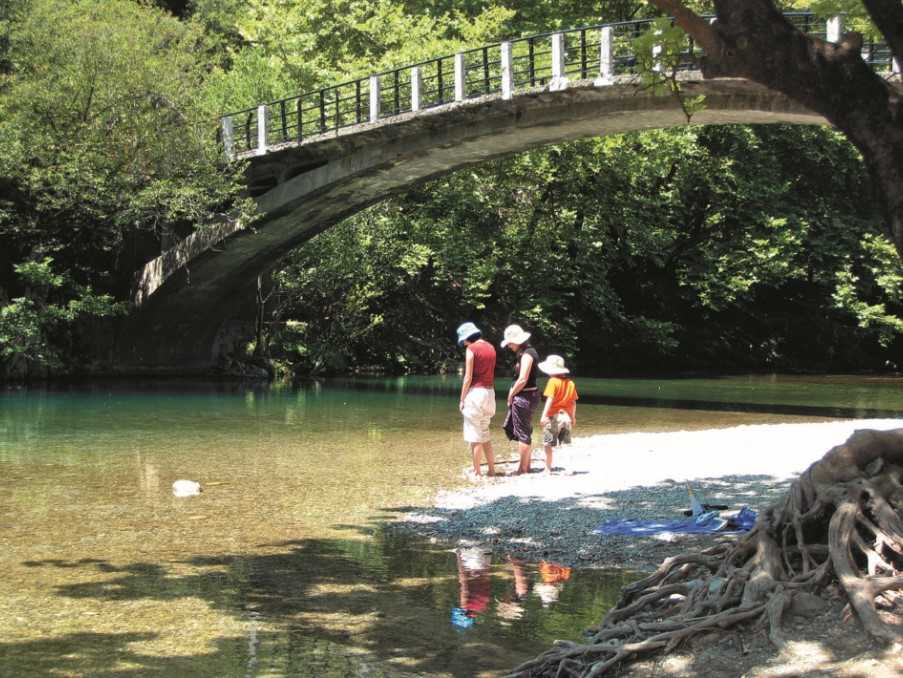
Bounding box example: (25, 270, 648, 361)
(507, 428, 903, 677)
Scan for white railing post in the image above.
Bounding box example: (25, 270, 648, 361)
(652, 30, 663, 73)
(594, 26, 613, 86)
(500, 41, 513, 100)
(894, 58, 901, 75)
(454, 53, 465, 101)
(369, 75, 381, 122)
(256, 105, 267, 155)
(221, 116, 234, 160)
(411, 66, 422, 112)
(550, 33, 569, 91)
(826, 16, 843, 43)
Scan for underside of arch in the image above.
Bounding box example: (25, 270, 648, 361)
(118, 77, 826, 372)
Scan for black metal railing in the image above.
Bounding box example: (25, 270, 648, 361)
(416, 55, 458, 109)
(461, 44, 503, 98)
(223, 11, 894, 158)
(510, 35, 553, 87)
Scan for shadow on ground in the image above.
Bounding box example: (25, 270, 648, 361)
(386, 474, 796, 570)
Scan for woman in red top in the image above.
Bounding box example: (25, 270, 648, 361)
(457, 322, 497, 476)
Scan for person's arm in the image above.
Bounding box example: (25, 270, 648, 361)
(507, 352, 534, 405)
(540, 395, 554, 426)
(508, 556, 529, 598)
(460, 348, 474, 412)
(540, 377, 557, 425)
(568, 384, 578, 426)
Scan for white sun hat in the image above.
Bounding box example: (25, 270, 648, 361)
(538, 354, 570, 376)
(500, 324, 531, 348)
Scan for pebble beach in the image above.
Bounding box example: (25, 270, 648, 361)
(395, 419, 903, 570)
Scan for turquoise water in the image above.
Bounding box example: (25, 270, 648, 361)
(1, 375, 901, 676)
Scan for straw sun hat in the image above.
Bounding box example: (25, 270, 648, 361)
(537, 354, 570, 376)
(500, 324, 531, 348)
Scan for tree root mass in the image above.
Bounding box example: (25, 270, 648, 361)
(509, 428, 903, 677)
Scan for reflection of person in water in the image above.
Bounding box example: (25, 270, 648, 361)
(534, 560, 572, 608)
(496, 556, 529, 624)
(451, 548, 492, 629)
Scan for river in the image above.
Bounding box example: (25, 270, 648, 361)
(2, 374, 902, 676)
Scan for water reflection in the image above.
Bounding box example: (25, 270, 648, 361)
(2, 375, 901, 676)
(452, 548, 492, 629)
(451, 547, 580, 629)
(136, 453, 160, 497)
(496, 557, 529, 626)
(535, 560, 573, 607)
(6, 529, 630, 677)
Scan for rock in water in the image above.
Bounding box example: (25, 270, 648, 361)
(172, 479, 202, 497)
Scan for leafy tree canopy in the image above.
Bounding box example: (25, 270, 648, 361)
(0, 0, 250, 374)
(0, 0, 900, 378)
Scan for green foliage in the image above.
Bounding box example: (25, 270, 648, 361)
(267, 124, 902, 375)
(193, 0, 660, 114)
(630, 17, 706, 122)
(1, 0, 246, 242)
(672, 1, 880, 39)
(832, 234, 903, 347)
(0, 258, 125, 370)
(0, 0, 252, 376)
(2, 0, 900, 379)
(787, 1, 879, 38)
(196, 0, 517, 112)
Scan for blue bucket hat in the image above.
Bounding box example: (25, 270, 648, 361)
(456, 322, 481, 347)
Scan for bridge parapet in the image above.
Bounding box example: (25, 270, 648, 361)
(220, 11, 894, 161)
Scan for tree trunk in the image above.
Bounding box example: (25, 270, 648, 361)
(650, 0, 903, 259)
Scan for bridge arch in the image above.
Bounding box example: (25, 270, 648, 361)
(123, 9, 898, 371)
(120, 76, 826, 371)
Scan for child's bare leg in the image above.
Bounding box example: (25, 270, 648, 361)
(484, 441, 496, 476)
(544, 444, 553, 472)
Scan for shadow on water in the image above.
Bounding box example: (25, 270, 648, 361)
(1, 631, 253, 678)
(327, 378, 903, 419)
(7, 526, 632, 677)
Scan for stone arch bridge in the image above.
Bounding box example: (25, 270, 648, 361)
(118, 13, 894, 372)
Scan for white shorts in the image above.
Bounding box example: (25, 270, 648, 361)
(462, 387, 496, 443)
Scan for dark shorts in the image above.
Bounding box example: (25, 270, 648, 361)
(503, 390, 539, 444)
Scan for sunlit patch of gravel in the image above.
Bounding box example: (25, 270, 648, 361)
(393, 419, 902, 571)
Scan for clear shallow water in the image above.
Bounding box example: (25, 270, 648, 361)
(1, 375, 902, 676)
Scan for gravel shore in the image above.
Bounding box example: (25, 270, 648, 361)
(394, 419, 902, 571)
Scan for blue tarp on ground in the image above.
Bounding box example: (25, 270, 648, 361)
(593, 506, 757, 537)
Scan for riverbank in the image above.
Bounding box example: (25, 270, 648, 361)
(392, 419, 903, 571)
(392, 419, 903, 676)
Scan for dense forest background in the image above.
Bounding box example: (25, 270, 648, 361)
(1, 0, 901, 379)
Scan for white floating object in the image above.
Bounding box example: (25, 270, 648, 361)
(172, 479, 202, 497)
